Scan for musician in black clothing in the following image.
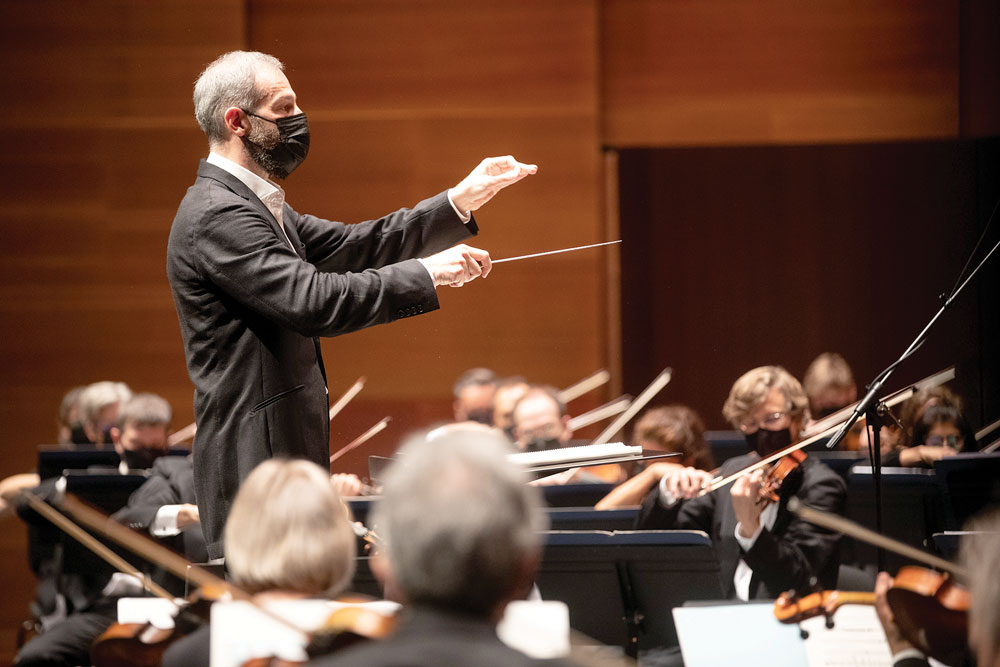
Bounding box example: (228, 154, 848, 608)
(636, 366, 847, 600)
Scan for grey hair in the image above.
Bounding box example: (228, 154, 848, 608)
(116, 393, 171, 429)
(225, 459, 357, 597)
(193, 51, 284, 146)
(374, 426, 547, 615)
(78, 381, 133, 425)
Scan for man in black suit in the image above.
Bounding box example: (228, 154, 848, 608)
(167, 51, 537, 558)
(636, 366, 847, 600)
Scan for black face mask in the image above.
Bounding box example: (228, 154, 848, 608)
(242, 111, 310, 179)
(121, 447, 166, 471)
(463, 409, 494, 426)
(524, 437, 562, 453)
(70, 423, 92, 445)
(745, 427, 792, 457)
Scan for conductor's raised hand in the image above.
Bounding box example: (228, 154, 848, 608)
(449, 155, 538, 214)
(422, 244, 492, 287)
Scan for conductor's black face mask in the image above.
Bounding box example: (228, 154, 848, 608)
(242, 110, 310, 179)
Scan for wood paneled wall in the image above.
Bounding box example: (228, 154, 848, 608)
(0, 1, 995, 662)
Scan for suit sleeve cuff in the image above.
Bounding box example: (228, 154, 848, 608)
(446, 189, 472, 224)
(735, 521, 764, 551)
(658, 475, 678, 508)
(150, 505, 182, 537)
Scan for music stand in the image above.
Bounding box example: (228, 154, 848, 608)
(37, 445, 120, 480)
(843, 466, 946, 572)
(533, 530, 723, 656)
(544, 508, 639, 531)
(933, 452, 1000, 529)
(540, 483, 617, 508)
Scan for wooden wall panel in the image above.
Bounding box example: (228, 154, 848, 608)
(0, 4, 602, 661)
(602, 0, 961, 146)
(248, 0, 597, 115)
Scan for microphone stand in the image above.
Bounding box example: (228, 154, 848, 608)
(823, 227, 1000, 571)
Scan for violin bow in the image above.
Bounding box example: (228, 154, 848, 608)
(558, 369, 611, 404)
(589, 368, 672, 446)
(703, 366, 956, 495)
(567, 395, 632, 431)
(56, 493, 311, 640)
(787, 497, 968, 580)
(167, 422, 197, 447)
(329, 376, 366, 422)
(21, 490, 175, 602)
(330, 417, 391, 464)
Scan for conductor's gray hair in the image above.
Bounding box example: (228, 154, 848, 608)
(225, 459, 356, 597)
(193, 51, 284, 147)
(373, 426, 547, 616)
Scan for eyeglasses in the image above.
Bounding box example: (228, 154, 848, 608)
(739, 411, 790, 435)
(924, 434, 962, 449)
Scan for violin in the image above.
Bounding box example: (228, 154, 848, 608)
(786, 498, 971, 665)
(773, 566, 969, 665)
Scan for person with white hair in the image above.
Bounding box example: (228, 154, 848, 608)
(76, 380, 133, 445)
(167, 50, 537, 559)
(310, 425, 575, 666)
(162, 458, 357, 667)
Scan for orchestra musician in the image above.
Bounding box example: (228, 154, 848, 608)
(161, 458, 357, 667)
(13, 393, 174, 667)
(595, 405, 714, 510)
(452, 367, 498, 424)
(491, 377, 531, 439)
(510, 385, 573, 452)
(309, 424, 578, 667)
(166, 49, 537, 560)
(635, 366, 847, 600)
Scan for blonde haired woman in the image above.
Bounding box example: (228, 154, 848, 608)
(162, 459, 357, 667)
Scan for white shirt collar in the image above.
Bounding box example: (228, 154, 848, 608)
(206, 152, 289, 236)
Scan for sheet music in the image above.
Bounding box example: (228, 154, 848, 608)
(800, 605, 893, 667)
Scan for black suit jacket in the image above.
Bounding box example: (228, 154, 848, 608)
(309, 606, 579, 667)
(166, 161, 475, 557)
(636, 454, 846, 599)
(112, 455, 207, 565)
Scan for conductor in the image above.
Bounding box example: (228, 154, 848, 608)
(166, 50, 536, 558)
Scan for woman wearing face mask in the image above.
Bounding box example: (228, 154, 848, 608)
(634, 366, 847, 601)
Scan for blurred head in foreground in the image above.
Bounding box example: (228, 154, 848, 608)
(225, 458, 356, 597)
(373, 424, 546, 621)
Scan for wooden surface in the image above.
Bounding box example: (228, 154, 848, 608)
(0, 1, 996, 663)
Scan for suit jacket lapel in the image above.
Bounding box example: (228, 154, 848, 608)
(196, 160, 303, 259)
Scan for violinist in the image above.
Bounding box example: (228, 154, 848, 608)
(162, 458, 357, 667)
(635, 366, 847, 600)
(594, 405, 713, 510)
(873, 508, 1000, 667)
(310, 424, 578, 667)
(492, 377, 531, 439)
